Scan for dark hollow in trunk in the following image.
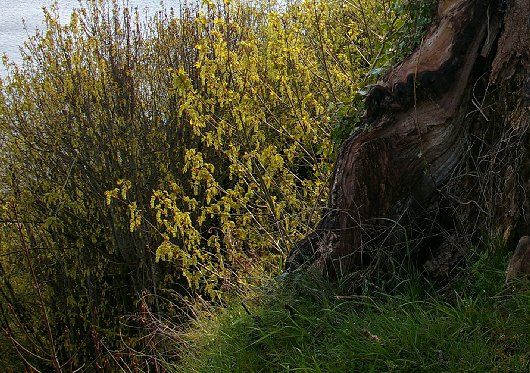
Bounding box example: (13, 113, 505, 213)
(287, 0, 530, 283)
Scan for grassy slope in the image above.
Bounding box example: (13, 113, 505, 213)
(174, 247, 529, 373)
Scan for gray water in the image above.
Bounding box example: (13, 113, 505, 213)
(0, 0, 170, 76)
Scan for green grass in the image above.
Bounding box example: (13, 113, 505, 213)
(174, 249, 530, 372)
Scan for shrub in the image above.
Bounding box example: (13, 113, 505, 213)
(0, 0, 434, 369)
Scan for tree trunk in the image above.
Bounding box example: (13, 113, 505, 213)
(287, 0, 530, 282)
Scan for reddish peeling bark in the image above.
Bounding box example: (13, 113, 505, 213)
(288, 0, 530, 279)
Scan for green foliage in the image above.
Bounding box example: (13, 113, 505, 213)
(446, 238, 513, 308)
(329, 0, 436, 144)
(178, 262, 530, 372)
(0, 0, 436, 369)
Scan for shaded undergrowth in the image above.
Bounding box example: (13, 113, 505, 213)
(174, 247, 529, 372)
